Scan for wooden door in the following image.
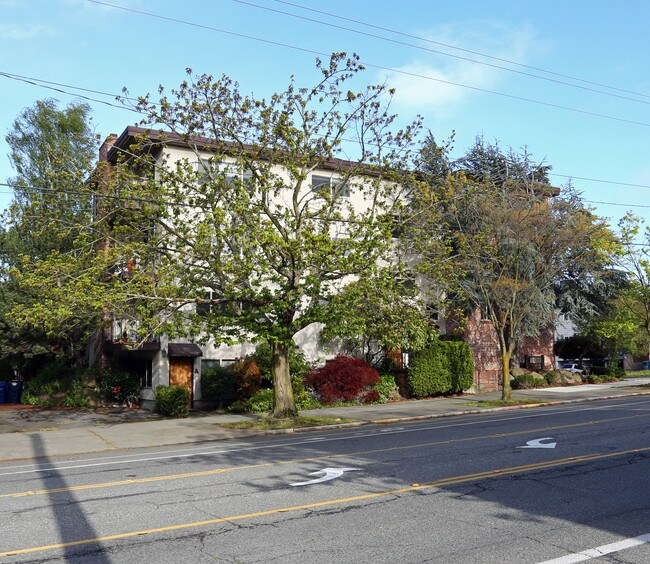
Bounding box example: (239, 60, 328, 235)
(169, 357, 193, 405)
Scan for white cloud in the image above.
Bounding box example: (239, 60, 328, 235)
(0, 23, 53, 40)
(382, 21, 541, 120)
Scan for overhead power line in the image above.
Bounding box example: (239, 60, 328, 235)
(272, 0, 650, 100)
(2, 70, 649, 195)
(87, 0, 650, 129)
(3, 181, 650, 218)
(584, 199, 650, 210)
(0, 71, 139, 113)
(550, 173, 650, 190)
(232, 0, 650, 106)
(4, 65, 650, 198)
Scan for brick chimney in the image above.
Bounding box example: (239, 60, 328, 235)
(99, 133, 118, 162)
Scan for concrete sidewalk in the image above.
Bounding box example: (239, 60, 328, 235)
(1, 378, 649, 462)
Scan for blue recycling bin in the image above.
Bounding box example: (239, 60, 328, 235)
(0, 381, 6, 404)
(6, 380, 22, 404)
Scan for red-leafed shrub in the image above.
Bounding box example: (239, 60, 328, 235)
(305, 356, 380, 405)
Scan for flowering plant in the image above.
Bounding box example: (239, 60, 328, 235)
(98, 367, 140, 406)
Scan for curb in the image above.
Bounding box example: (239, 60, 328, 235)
(1, 390, 649, 461)
(241, 389, 650, 436)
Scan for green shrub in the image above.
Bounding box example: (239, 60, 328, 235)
(64, 379, 90, 408)
(444, 341, 474, 392)
(408, 340, 474, 398)
(375, 373, 399, 403)
(591, 366, 624, 378)
(23, 377, 67, 405)
(291, 377, 321, 410)
(97, 366, 140, 405)
(201, 365, 238, 407)
(237, 389, 274, 413)
(586, 372, 620, 384)
(154, 385, 190, 417)
(544, 371, 565, 385)
(22, 361, 81, 406)
(438, 334, 464, 342)
(511, 374, 546, 390)
(229, 379, 322, 413)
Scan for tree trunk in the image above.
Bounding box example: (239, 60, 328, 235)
(271, 341, 297, 418)
(501, 348, 512, 400)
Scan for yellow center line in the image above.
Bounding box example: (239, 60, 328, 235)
(2, 445, 649, 558)
(3, 412, 649, 500)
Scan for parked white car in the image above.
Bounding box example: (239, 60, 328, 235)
(561, 363, 585, 374)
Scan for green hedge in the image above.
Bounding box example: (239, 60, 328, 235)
(154, 385, 190, 417)
(590, 365, 625, 378)
(408, 340, 474, 397)
(201, 365, 238, 407)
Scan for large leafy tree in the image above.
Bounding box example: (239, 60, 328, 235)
(15, 54, 428, 416)
(1, 99, 98, 373)
(5, 98, 98, 259)
(610, 213, 650, 360)
(411, 137, 615, 399)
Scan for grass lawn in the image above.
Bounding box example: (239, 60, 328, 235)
(623, 370, 650, 378)
(220, 415, 358, 430)
(462, 398, 549, 409)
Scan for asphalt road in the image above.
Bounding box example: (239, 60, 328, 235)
(1, 396, 650, 563)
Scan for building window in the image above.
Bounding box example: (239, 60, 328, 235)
(139, 359, 153, 388)
(201, 358, 237, 371)
(197, 160, 254, 191)
(312, 174, 350, 198)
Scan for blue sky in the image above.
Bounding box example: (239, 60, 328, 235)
(2, 0, 650, 233)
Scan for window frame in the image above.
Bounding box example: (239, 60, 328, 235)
(312, 173, 350, 198)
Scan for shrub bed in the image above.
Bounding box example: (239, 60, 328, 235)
(228, 379, 322, 413)
(21, 362, 91, 407)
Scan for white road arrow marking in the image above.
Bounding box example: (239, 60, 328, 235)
(290, 467, 359, 487)
(518, 437, 557, 449)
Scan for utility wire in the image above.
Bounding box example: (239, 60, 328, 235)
(3, 181, 650, 219)
(584, 199, 650, 209)
(87, 0, 650, 129)
(4, 69, 650, 196)
(0, 71, 139, 113)
(233, 0, 650, 106)
(272, 0, 650, 100)
(550, 173, 650, 190)
(3, 71, 650, 196)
